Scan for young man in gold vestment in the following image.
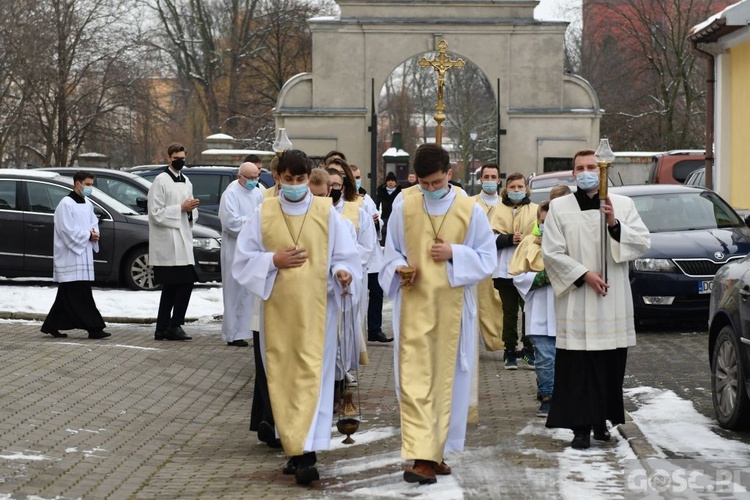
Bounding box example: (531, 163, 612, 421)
(379, 144, 496, 484)
(232, 150, 361, 485)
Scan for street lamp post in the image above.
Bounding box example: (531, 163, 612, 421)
(469, 131, 478, 195)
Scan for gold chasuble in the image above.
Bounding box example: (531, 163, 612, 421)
(263, 186, 276, 199)
(491, 201, 538, 238)
(400, 193, 474, 462)
(260, 197, 329, 456)
(341, 202, 360, 232)
(509, 234, 545, 275)
(471, 195, 504, 352)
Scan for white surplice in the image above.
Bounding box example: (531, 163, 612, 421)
(542, 193, 651, 350)
(218, 180, 264, 342)
(333, 199, 376, 373)
(379, 188, 496, 453)
(53, 196, 99, 282)
(232, 191, 361, 452)
(512, 272, 556, 337)
(147, 170, 199, 266)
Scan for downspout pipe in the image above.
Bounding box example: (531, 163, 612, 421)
(691, 39, 715, 191)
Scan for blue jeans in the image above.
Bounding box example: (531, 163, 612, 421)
(529, 335, 556, 399)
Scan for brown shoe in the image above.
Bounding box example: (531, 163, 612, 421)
(403, 460, 437, 484)
(433, 460, 452, 475)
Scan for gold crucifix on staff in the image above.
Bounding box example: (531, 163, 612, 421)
(419, 39, 465, 147)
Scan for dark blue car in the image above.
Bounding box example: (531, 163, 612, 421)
(708, 255, 750, 430)
(609, 185, 750, 324)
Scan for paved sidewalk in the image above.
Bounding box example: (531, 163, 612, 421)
(0, 318, 649, 499)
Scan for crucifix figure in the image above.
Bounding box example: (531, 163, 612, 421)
(419, 39, 465, 146)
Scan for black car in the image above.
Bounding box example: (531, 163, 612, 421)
(610, 184, 750, 324)
(0, 170, 221, 291)
(708, 255, 750, 429)
(130, 165, 274, 214)
(41, 167, 223, 233)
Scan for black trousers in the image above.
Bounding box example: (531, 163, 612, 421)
(546, 348, 628, 430)
(41, 281, 106, 333)
(367, 272, 383, 334)
(155, 283, 194, 332)
(250, 331, 274, 431)
(493, 278, 531, 352)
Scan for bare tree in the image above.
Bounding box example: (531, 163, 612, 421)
(580, 0, 730, 150)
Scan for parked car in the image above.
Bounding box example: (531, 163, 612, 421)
(40, 167, 223, 233)
(528, 171, 613, 203)
(649, 150, 705, 184)
(0, 170, 221, 291)
(129, 165, 274, 213)
(614, 184, 750, 324)
(685, 167, 706, 188)
(708, 254, 750, 429)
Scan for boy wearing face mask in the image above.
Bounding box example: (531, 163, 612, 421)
(491, 172, 537, 370)
(509, 201, 555, 417)
(471, 163, 504, 353)
(41, 171, 110, 340)
(379, 144, 496, 484)
(148, 143, 200, 342)
(376, 171, 401, 245)
(232, 150, 361, 485)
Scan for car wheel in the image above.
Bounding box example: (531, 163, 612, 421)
(711, 325, 750, 430)
(123, 248, 160, 291)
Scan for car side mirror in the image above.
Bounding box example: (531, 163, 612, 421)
(745, 215, 750, 228)
(136, 196, 148, 211)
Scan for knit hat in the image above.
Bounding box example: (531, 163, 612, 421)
(386, 171, 397, 182)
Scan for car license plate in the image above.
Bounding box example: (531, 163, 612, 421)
(698, 280, 713, 294)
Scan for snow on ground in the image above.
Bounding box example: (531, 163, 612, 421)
(0, 282, 224, 321)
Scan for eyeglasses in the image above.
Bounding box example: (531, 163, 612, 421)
(330, 183, 343, 190)
(239, 174, 259, 181)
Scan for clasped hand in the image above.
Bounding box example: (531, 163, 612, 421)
(181, 198, 200, 212)
(273, 247, 307, 269)
(430, 238, 452, 262)
(89, 228, 99, 242)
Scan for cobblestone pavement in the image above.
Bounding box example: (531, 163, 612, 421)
(0, 314, 647, 500)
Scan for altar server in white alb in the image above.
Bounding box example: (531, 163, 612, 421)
(232, 149, 361, 486)
(542, 148, 650, 450)
(218, 161, 265, 347)
(41, 171, 110, 340)
(380, 144, 496, 485)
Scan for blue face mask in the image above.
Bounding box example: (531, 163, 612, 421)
(482, 181, 498, 194)
(508, 190, 526, 203)
(243, 179, 258, 190)
(421, 185, 448, 200)
(280, 182, 308, 201)
(82, 186, 93, 197)
(576, 171, 600, 191)
(355, 179, 362, 190)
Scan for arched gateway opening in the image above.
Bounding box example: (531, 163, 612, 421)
(274, 0, 601, 194)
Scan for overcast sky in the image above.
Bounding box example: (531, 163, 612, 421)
(534, 0, 581, 21)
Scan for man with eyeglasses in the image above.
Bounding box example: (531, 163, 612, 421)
(219, 161, 264, 347)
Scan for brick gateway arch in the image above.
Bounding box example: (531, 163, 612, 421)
(274, 0, 601, 188)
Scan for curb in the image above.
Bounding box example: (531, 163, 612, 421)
(0, 311, 222, 325)
(619, 411, 660, 458)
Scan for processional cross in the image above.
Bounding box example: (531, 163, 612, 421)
(419, 39, 465, 147)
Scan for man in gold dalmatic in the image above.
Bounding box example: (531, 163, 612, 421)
(380, 144, 496, 484)
(232, 149, 361, 485)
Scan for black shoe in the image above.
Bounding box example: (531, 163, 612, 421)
(227, 339, 249, 347)
(88, 330, 111, 339)
(571, 430, 591, 450)
(164, 326, 192, 341)
(283, 457, 299, 475)
(44, 330, 68, 338)
(155, 330, 166, 340)
(257, 421, 276, 444)
(368, 330, 393, 343)
(295, 465, 319, 485)
(593, 424, 611, 441)
(267, 438, 282, 449)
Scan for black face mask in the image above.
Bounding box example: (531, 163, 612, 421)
(172, 158, 185, 171)
(330, 188, 342, 204)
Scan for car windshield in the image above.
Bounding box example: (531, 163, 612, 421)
(530, 175, 576, 189)
(90, 187, 139, 215)
(631, 191, 744, 233)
